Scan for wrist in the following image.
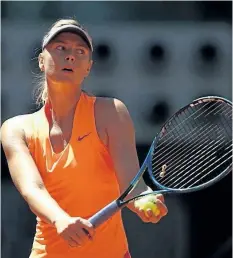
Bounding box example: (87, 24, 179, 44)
(52, 213, 70, 227)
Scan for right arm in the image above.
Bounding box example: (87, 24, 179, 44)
(1, 117, 94, 246)
(1, 117, 69, 225)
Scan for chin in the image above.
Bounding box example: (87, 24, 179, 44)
(55, 76, 78, 84)
(48, 74, 82, 88)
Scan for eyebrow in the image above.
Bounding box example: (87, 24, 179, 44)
(52, 39, 88, 48)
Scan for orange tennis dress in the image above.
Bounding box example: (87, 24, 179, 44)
(27, 92, 130, 258)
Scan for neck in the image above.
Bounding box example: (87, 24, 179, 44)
(47, 82, 82, 124)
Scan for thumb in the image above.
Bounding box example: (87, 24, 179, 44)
(155, 194, 165, 203)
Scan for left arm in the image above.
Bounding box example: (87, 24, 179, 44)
(104, 98, 167, 223)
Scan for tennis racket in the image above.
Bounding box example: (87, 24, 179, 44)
(89, 96, 232, 228)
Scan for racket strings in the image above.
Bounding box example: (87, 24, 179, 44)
(156, 100, 225, 147)
(153, 121, 224, 174)
(163, 143, 232, 188)
(154, 133, 231, 188)
(152, 102, 229, 166)
(152, 106, 231, 175)
(151, 100, 232, 189)
(153, 110, 231, 179)
(174, 145, 232, 189)
(155, 125, 229, 186)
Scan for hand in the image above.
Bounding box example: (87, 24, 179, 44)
(134, 194, 168, 223)
(54, 216, 95, 247)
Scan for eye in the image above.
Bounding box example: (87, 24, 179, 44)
(76, 48, 85, 55)
(56, 45, 65, 51)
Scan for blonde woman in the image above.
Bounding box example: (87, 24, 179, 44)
(1, 18, 168, 258)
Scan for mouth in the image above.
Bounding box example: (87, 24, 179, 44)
(62, 68, 73, 72)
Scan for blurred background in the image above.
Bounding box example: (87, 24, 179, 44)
(1, 1, 232, 258)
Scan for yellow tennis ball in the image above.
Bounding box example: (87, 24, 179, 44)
(135, 196, 160, 217)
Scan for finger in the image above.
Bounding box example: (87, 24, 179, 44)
(68, 225, 84, 246)
(71, 231, 84, 246)
(155, 194, 165, 203)
(146, 209, 153, 218)
(82, 228, 93, 240)
(70, 223, 90, 246)
(67, 236, 80, 248)
(150, 214, 162, 224)
(59, 231, 78, 247)
(78, 219, 95, 238)
(154, 200, 168, 217)
(138, 208, 151, 223)
(76, 228, 92, 243)
(83, 225, 95, 238)
(145, 208, 162, 224)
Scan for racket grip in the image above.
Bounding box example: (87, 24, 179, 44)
(88, 200, 120, 228)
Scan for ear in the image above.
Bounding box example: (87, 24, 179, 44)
(85, 60, 93, 75)
(38, 53, 45, 71)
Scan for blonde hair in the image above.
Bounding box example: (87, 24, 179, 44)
(34, 18, 88, 107)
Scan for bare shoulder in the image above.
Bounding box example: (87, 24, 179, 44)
(95, 97, 131, 119)
(1, 114, 33, 144)
(1, 114, 33, 132)
(95, 97, 134, 137)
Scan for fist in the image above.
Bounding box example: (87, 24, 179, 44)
(54, 216, 95, 247)
(134, 194, 168, 223)
(135, 195, 161, 216)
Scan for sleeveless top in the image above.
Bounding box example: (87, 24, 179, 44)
(26, 92, 130, 258)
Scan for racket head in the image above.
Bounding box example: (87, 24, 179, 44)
(147, 96, 232, 194)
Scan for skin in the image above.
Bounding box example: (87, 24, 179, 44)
(1, 31, 168, 249)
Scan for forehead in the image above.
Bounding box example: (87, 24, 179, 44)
(50, 32, 89, 47)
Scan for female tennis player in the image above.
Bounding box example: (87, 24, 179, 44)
(1, 18, 168, 258)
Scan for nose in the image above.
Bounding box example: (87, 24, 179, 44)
(65, 54, 75, 63)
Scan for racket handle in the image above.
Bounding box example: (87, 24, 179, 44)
(88, 200, 120, 228)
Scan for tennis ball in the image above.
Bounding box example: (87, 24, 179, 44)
(135, 195, 160, 217)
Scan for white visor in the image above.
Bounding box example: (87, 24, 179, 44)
(42, 24, 93, 51)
